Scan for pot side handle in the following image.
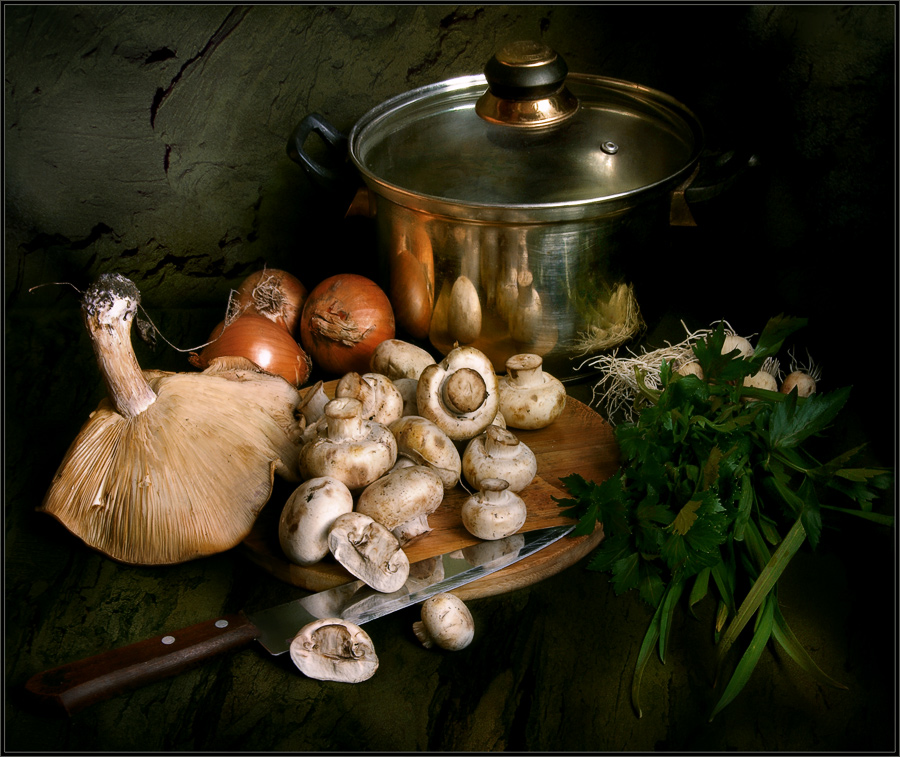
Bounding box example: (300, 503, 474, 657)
(671, 147, 760, 226)
(286, 112, 351, 191)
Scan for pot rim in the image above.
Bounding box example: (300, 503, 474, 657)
(348, 72, 704, 223)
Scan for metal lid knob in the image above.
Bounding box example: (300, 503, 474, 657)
(476, 41, 579, 128)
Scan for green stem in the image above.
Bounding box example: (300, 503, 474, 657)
(633, 367, 662, 404)
(715, 517, 807, 681)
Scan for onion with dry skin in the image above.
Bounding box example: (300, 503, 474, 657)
(233, 268, 308, 335)
(189, 312, 312, 388)
(300, 273, 395, 375)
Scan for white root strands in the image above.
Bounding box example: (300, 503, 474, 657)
(579, 320, 748, 425)
(785, 347, 822, 382)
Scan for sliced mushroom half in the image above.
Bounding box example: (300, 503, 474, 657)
(290, 617, 379, 683)
(328, 511, 410, 593)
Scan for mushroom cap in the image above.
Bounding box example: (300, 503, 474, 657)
(298, 399, 397, 491)
(39, 356, 305, 565)
(461, 479, 527, 541)
(335, 372, 404, 426)
(412, 593, 475, 651)
(388, 415, 461, 489)
(417, 345, 499, 441)
(369, 339, 436, 380)
(498, 354, 567, 430)
(356, 465, 445, 542)
(279, 476, 354, 566)
(462, 426, 537, 492)
(328, 511, 410, 593)
(290, 617, 379, 683)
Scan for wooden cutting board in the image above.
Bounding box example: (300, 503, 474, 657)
(241, 380, 619, 599)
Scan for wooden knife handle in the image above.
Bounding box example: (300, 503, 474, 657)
(24, 612, 260, 716)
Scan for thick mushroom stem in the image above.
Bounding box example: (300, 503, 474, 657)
(483, 426, 523, 459)
(505, 353, 544, 387)
(324, 398, 365, 442)
(82, 273, 157, 419)
(442, 368, 487, 414)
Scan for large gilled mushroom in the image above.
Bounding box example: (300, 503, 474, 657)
(290, 617, 379, 683)
(417, 345, 500, 441)
(39, 273, 305, 565)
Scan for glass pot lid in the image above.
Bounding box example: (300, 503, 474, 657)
(349, 41, 704, 218)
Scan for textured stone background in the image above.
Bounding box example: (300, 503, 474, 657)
(4, 4, 896, 753)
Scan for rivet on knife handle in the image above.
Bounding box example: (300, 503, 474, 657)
(24, 613, 259, 716)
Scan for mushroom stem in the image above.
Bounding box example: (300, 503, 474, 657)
(324, 398, 365, 442)
(442, 368, 487, 415)
(505, 353, 544, 387)
(479, 478, 511, 504)
(82, 273, 157, 419)
(483, 426, 522, 459)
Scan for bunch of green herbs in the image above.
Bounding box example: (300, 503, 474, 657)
(556, 315, 894, 720)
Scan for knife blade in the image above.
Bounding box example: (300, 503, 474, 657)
(25, 523, 574, 716)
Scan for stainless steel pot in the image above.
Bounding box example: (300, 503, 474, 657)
(289, 41, 720, 380)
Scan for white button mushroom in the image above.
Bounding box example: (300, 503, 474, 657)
(460, 478, 527, 541)
(278, 476, 354, 566)
(497, 353, 566, 430)
(412, 593, 475, 651)
(462, 425, 537, 492)
(328, 511, 410, 593)
(389, 415, 461, 490)
(290, 617, 379, 683)
(335, 371, 404, 426)
(369, 338, 436, 381)
(417, 345, 500, 441)
(355, 464, 445, 545)
(298, 397, 397, 492)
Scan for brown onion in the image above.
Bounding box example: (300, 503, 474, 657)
(300, 273, 395, 376)
(189, 312, 313, 387)
(234, 269, 308, 336)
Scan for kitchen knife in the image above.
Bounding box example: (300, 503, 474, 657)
(25, 523, 574, 716)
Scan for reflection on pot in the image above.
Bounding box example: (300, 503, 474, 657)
(379, 201, 646, 377)
(388, 208, 435, 340)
